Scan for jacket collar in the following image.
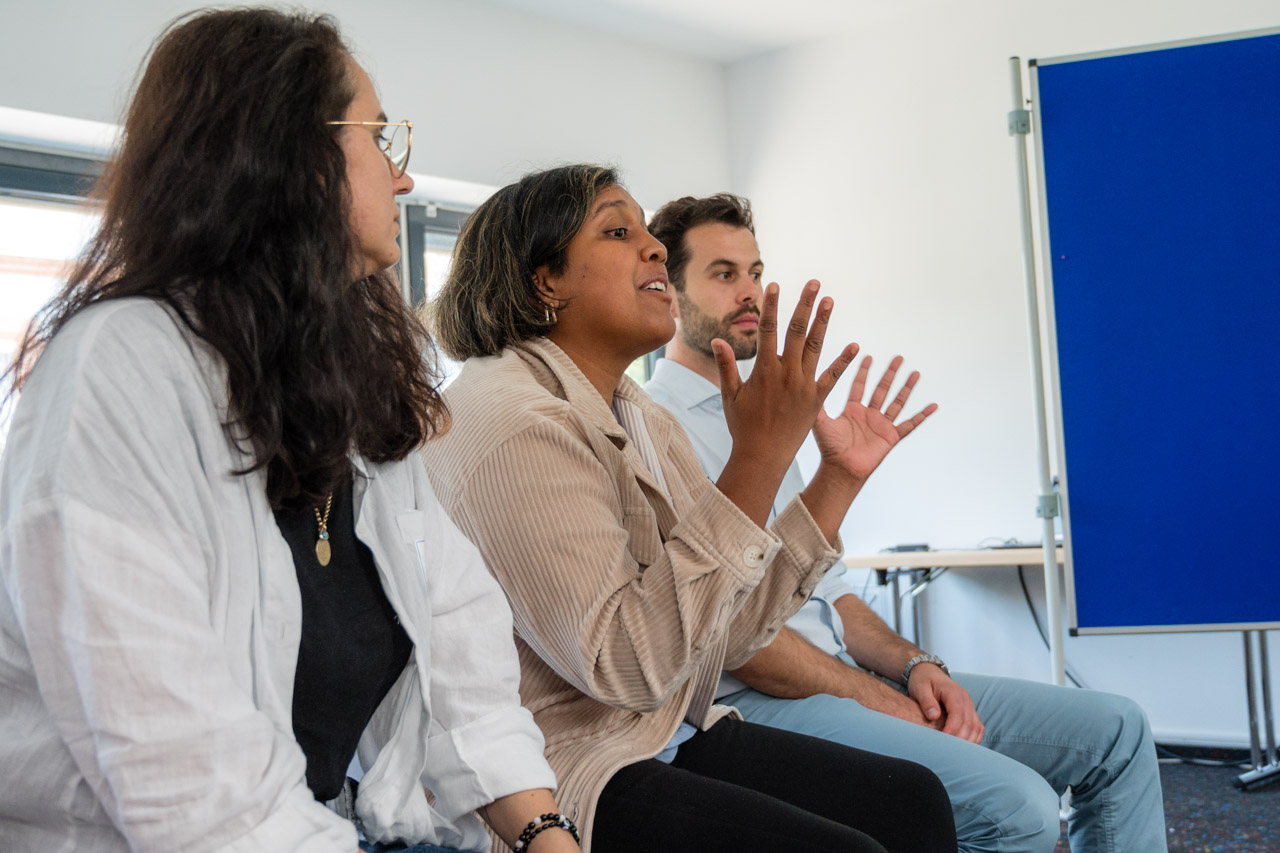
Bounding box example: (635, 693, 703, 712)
(512, 338, 624, 442)
(513, 337, 676, 492)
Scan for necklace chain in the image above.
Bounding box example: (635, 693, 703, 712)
(313, 492, 334, 566)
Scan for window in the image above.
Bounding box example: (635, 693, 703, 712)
(399, 203, 467, 385)
(0, 145, 102, 453)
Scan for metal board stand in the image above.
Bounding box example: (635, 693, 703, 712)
(1236, 631, 1280, 791)
(1007, 56, 1065, 686)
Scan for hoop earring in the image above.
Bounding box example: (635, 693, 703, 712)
(534, 273, 557, 326)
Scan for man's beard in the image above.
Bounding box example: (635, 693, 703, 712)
(677, 293, 759, 361)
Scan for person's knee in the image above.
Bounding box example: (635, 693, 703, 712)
(1002, 783, 1061, 851)
(954, 766, 1060, 852)
(1089, 690, 1155, 760)
(885, 758, 953, 821)
(879, 759, 957, 850)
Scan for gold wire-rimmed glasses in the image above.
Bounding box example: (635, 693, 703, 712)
(326, 120, 413, 177)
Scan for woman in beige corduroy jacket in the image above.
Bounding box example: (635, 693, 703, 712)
(421, 166, 956, 853)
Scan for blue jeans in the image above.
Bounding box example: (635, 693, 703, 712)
(724, 671, 1166, 853)
(361, 844, 460, 853)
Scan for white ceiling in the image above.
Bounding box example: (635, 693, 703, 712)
(482, 0, 881, 63)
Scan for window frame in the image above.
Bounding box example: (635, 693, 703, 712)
(399, 203, 469, 309)
(0, 145, 101, 201)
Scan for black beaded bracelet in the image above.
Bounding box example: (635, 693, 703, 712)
(513, 813, 580, 851)
(516, 814, 560, 838)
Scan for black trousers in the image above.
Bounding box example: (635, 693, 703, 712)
(593, 718, 957, 853)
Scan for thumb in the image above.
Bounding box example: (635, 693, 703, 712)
(712, 339, 741, 398)
(918, 685, 942, 720)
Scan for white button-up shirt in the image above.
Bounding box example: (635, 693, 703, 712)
(0, 299, 555, 852)
(646, 358, 855, 697)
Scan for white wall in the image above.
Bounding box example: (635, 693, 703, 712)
(727, 0, 1279, 745)
(0, 0, 730, 208)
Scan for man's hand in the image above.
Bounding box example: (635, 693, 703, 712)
(907, 664, 985, 744)
(731, 632, 947, 730)
(850, 671, 944, 730)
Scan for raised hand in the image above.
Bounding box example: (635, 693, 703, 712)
(712, 280, 858, 528)
(812, 354, 937, 487)
(716, 280, 857, 470)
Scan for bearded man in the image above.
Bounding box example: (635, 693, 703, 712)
(643, 193, 1167, 853)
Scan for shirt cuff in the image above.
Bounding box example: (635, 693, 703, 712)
(769, 493, 843, 592)
(672, 482, 783, 588)
(424, 708, 558, 823)
(217, 788, 356, 853)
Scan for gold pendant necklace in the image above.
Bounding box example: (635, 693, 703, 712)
(313, 492, 333, 567)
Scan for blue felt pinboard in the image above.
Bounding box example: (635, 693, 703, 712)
(1030, 28, 1280, 634)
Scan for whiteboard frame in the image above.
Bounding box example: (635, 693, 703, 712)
(1033, 25, 1280, 68)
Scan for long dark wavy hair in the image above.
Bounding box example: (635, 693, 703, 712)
(433, 164, 618, 360)
(3, 8, 447, 510)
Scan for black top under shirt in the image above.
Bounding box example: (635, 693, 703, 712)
(273, 475, 413, 802)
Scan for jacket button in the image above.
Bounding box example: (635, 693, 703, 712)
(743, 545, 765, 568)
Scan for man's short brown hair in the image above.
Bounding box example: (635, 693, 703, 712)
(647, 193, 755, 293)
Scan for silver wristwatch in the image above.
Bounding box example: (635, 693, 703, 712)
(902, 653, 949, 686)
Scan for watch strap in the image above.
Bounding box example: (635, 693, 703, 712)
(902, 653, 949, 686)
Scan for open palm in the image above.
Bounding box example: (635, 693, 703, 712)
(813, 355, 937, 483)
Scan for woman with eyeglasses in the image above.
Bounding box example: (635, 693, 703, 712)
(0, 9, 577, 853)
(421, 164, 956, 853)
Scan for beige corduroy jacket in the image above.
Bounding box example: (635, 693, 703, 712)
(420, 337, 841, 852)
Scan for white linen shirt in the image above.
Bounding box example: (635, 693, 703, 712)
(0, 299, 555, 853)
(645, 358, 855, 696)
